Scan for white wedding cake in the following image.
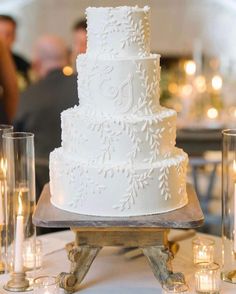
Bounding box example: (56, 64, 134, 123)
(49, 6, 189, 216)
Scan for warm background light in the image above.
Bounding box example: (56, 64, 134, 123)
(211, 75, 222, 91)
(194, 75, 206, 93)
(184, 60, 196, 76)
(63, 66, 74, 76)
(180, 84, 193, 97)
(207, 107, 218, 119)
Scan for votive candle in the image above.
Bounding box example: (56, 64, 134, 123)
(195, 262, 220, 293)
(192, 237, 215, 264)
(33, 276, 59, 294)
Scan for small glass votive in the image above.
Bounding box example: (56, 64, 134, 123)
(195, 262, 220, 294)
(192, 237, 215, 264)
(33, 276, 59, 294)
(23, 239, 42, 271)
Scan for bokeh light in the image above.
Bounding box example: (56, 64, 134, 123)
(207, 107, 218, 119)
(184, 60, 196, 76)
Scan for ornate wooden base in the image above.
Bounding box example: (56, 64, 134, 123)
(33, 184, 204, 293)
(58, 228, 186, 293)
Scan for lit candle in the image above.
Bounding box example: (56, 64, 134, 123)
(14, 191, 24, 273)
(195, 262, 220, 293)
(233, 160, 236, 253)
(23, 239, 42, 270)
(192, 237, 215, 264)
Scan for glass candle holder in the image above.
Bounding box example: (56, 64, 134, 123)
(0, 125, 13, 274)
(24, 239, 42, 271)
(222, 129, 236, 283)
(195, 262, 220, 294)
(33, 276, 59, 294)
(192, 237, 215, 265)
(3, 132, 36, 291)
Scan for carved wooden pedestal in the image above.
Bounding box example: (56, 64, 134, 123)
(33, 184, 204, 293)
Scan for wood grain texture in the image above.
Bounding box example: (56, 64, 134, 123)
(33, 183, 204, 229)
(74, 230, 167, 247)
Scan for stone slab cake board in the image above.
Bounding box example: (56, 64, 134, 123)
(33, 183, 204, 229)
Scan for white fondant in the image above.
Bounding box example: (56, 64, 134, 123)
(77, 54, 160, 115)
(49, 5, 189, 217)
(50, 148, 188, 217)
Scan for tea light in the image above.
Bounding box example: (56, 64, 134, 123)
(195, 262, 220, 293)
(33, 276, 59, 294)
(23, 239, 42, 270)
(192, 237, 215, 264)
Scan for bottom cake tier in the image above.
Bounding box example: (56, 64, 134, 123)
(49, 148, 188, 217)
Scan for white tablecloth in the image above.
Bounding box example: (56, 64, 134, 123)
(0, 230, 235, 293)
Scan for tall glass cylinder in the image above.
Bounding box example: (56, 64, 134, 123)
(3, 132, 35, 290)
(0, 125, 13, 273)
(222, 129, 236, 282)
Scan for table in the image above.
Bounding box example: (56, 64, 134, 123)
(176, 128, 221, 156)
(0, 230, 235, 293)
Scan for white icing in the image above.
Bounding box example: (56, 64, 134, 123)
(50, 148, 188, 216)
(49, 6, 189, 217)
(76, 54, 160, 115)
(61, 106, 177, 164)
(86, 6, 151, 58)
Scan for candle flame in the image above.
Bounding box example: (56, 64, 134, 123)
(18, 191, 23, 215)
(0, 158, 7, 177)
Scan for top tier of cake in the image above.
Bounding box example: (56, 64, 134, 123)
(86, 6, 151, 58)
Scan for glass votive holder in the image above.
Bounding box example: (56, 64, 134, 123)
(23, 239, 42, 271)
(195, 262, 220, 294)
(192, 237, 215, 264)
(33, 276, 59, 294)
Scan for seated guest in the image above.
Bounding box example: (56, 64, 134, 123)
(71, 18, 87, 66)
(14, 35, 77, 196)
(0, 39, 18, 123)
(0, 15, 30, 89)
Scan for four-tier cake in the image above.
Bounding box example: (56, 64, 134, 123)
(49, 6, 189, 216)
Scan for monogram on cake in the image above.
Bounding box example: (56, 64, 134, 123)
(49, 6, 189, 217)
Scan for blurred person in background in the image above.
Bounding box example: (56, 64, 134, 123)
(0, 15, 30, 89)
(0, 39, 18, 123)
(71, 18, 87, 67)
(14, 35, 77, 197)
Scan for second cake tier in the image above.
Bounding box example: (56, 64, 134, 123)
(62, 106, 177, 164)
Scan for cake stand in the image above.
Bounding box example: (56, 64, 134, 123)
(33, 183, 204, 293)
